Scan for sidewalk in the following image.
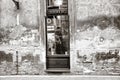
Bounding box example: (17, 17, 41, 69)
(0, 75, 120, 80)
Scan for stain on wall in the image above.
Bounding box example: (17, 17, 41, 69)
(74, 0, 120, 50)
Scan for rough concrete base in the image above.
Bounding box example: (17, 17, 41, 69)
(0, 76, 120, 80)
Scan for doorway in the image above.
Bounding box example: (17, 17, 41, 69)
(45, 0, 70, 72)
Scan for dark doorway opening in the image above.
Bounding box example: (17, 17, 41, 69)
(45, 0, 70, 72)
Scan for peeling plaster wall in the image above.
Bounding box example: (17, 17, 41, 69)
(76, 0, 120, 20)
(0, 0, 41, 46)
(75, 0, 120, 52)
(71, 0, 120, 73)
(0, 0, 41, 45)
(0, 0, 120, 75)
(0, 0, 39, 28)
(20, 0, 39, 28)
(0, 0, 45, 75)
(1, 0, 16, 28)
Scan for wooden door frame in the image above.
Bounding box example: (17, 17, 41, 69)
(39, 0, 76, 72)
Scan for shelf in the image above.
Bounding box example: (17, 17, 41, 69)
(47, 30, 55, 33)
(47, 6, 59, 9)
(47, 9, 68, 15)
(47, 54, 70, 57)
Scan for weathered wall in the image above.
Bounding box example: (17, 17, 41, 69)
(0, 0, 39, 28)
(71, 0, 120, 74)
(1, 0, 16, 28)
(0, 0, 120, 75)
(0, 0, 41, 45)
(0, 0, 45, 75)
(20, 0, 39, 28)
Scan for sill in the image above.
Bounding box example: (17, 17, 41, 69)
(45, 68, 70, 73)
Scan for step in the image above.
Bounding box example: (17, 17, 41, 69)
(45, 68, 70, 73)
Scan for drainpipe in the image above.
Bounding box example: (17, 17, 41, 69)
(12, 0, 20, 75)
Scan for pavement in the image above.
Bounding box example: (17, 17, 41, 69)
(0, 75, 120, 80)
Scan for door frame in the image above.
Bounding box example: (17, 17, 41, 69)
(39, 0, 76, 72)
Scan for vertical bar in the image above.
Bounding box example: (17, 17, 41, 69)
(16, 51, 19, 75)
(68, 15, 70, 69)
(45, 16, 48, 69)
